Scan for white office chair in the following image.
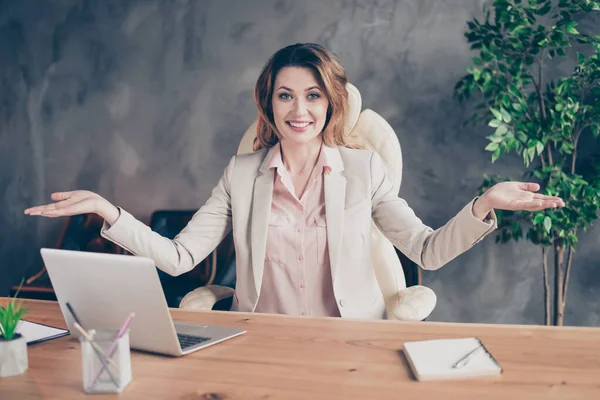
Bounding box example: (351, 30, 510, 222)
(180, 83, 437, 321)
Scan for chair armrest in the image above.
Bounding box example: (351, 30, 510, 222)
(387, 285, 437, 321)
(179, 285, 235, 311)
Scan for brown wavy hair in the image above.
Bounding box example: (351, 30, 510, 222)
(253, 43, 352, 151)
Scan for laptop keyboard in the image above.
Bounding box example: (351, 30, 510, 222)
(177, 333, 211, 349)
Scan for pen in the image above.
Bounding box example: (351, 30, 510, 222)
(66, 302, 84, 327)
(72, 322, 120, 387)
(452, 344, 484, 369)
(73, 322, 120, 370)
(65, 302, 120, 387)
(88, 312, 135, 388)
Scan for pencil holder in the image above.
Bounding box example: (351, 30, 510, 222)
(80, 329, 132, 394)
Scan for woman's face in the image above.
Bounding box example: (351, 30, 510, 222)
(271, 66, 329, 148)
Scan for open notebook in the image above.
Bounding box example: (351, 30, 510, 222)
(16, 320, 69, 345)
(403, 337, 502, 381)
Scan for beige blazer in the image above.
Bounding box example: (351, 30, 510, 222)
(101, 146, 497, 319)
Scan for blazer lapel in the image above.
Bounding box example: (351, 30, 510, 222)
(324, 148, 346, 285)
(250, 169, 274, 299)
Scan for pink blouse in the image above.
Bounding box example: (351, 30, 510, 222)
(254, 143, 340, 317)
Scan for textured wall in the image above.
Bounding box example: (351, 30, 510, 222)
(1, 0, 599, 325)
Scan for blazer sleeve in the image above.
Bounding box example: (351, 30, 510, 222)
(369, 151, 497, 271)
(100, 156, 235, 276)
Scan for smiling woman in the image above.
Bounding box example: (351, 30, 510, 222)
(24, 43, 565, 321)
(253, 43, 351, 152)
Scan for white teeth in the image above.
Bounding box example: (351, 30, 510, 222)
(288, 121, 311, 128)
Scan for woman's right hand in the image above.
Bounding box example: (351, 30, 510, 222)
(24, 190, 120, 225)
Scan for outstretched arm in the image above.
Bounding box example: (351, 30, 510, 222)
(25, 156, 237, 277)
(369, 152, 563, 270)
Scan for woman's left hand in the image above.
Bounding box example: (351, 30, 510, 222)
(473, 182, 565, 220)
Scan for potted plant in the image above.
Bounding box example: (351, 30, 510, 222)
(0, 283, 28, 377)
(454, 0, 600, 325)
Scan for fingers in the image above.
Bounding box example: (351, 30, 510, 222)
(24, 201, 72, 215)
(24, 206, 52, 215)
(25, 204, 76, 217)
(51, 191, 74, 201)
(25, 203, 58, 215)
(519, 182, 540, 192)
(523, 199, 564, 211)
(24, 205, 50, 215)
(532, 193, 565, 206)
(35, 209, 71, 218)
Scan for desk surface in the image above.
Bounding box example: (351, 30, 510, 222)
(1, 299, 599, 400)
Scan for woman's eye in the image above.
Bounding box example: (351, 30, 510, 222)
(279, 93, 291, 100)
(307, 93, 320, 100)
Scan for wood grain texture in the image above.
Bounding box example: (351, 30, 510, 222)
(1, 299, 599, 400)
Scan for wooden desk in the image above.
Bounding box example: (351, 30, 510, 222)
(1, 299, 599, 399)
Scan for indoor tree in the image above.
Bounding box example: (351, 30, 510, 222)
(454, 0, 600, 325)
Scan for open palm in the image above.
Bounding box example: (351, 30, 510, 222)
(485, 182, 564, 212)
(24, 191, 102, 218)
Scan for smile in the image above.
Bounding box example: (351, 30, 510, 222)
(287, 121, 313, 128)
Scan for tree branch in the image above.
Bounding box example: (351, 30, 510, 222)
(542, 246, 551, 325)
(572, 130, 581, 174)
(572, 124, 593, 173)
(562, 244, 573, 310)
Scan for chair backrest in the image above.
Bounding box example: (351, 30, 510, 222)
(148, 210, 235, 307)
(237, 83, 415, 317)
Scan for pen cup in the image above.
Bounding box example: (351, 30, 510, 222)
(80, 329, 132, 394)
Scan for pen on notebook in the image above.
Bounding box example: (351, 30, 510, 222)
(451, 344, 485, 369)
(88, 312, 135, 388)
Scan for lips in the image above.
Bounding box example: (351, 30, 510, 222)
(287, 121, 312, 128)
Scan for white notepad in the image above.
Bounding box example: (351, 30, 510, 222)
(16, 320, 69, 345)
(403, 337, 502, 381)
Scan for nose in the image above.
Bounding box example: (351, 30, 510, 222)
(292, 97, 308, 117)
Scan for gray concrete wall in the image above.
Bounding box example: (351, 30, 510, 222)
(1, 0, 599, 325)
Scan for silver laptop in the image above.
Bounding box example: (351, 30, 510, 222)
(40, 248, 246, 356)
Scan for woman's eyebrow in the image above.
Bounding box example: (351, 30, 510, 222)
(276, 85, 322, 92)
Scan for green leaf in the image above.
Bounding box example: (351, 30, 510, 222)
(488, 119, 502, 128)
(512, 102, 523, 111)
(488, 134, 503, 143)
(555, 103, 564, 111)
(473, 57, 483, 66)
(543, 216, 552, 233)
(485, 142, 500, 151)
(500, 108, 512, 123)
(527, 146, 536, 161)
(496, 125, 508, 135)
(490, 107, 503, 120)
(468, 66, 482, 80)
(565, 21, 579, 35)
(508, 85, 521, 98)
(536, 141, 544, 155)
(538, 38, 550, 47)
(492, 148, 502, 163)
(534, 214, 545, 225)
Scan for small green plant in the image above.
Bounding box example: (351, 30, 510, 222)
(0, 281, 27, 341)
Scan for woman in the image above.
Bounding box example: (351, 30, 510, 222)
(25, 43, 564, 319)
